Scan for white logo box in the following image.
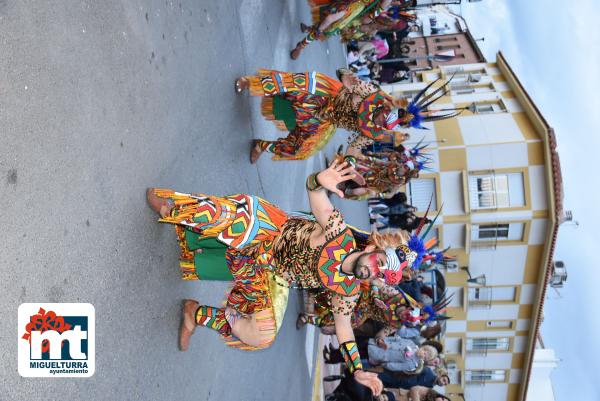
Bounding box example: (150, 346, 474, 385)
(18, 303, 95, 378)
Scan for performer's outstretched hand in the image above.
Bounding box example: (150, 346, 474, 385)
(317, 159, 359, 198)
(353, 370, 383, 396)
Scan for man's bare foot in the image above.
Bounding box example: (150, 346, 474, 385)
(235, 77, 249, 93)
(250, 140, 264, 164)
(179, 300, 199, 351)
(146, 188, 174, 218)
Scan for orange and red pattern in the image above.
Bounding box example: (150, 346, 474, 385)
(22, 308, 72, 352)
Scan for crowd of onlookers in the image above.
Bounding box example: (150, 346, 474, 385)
(346, 20, 422, 85)
(369, 193, 430, 232)
(323, 312, 451, 401)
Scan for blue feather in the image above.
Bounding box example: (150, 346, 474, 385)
(407, 103, 427, 129)
(407, 235, 426, 269)
(423, 305, 437, 323)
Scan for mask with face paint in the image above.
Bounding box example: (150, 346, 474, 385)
(382, 244, 419, 285)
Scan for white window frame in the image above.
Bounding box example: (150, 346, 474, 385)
(473, 223, 509, 240)
(468, 172, 524, 210)
(466, 338, 510, 353)
(465, 369, 506, 383)
(452, 86, 475, 95)
(450, 83, 495, 96)
(469, 174, 509, 209)
(474, 100, 506, 114)
(472, 223, 524, 242)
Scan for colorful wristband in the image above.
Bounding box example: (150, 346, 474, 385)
(340, 341, 363, 374)
(306, 172, 323, 191)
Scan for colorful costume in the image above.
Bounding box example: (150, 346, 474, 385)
(338, 140, 431, 200)
(247, 69, 404, 160)
(293, 0, 385, 57)
(340, 9, 415, 42)
(153, 189, 366, 350)
(305, 213, 456, 334)
(341, 153, 414, 201)
(306, 281, 420, 333)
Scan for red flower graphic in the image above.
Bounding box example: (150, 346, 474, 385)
(22, 308, 72, 353)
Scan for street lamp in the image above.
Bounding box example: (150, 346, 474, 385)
(461, 266, 486, 286)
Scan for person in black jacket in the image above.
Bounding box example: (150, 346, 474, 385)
(325, 370, 397, 401)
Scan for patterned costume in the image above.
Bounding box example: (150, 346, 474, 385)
(153, 189, 364, 349)
(247, 69, 404, 160)
(294, 0, 385, 56)
(340, 8, 414, 42)
(341, 147, 422, 200)
(306, 282, 420, 335)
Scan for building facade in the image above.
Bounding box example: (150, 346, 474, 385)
(386, 6, 485, 70)
(381, 52, 562, 401)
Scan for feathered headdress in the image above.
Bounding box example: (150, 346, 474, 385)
(386, 75, 465, 130)
(421, 291, 454, 323)
(405, 137, 433, 173)
(396, 290, 453, 324)
(397, 196, 456, 271)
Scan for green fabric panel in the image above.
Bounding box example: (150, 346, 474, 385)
(273, 96, 296, 130)
(184, 230, 233, 281)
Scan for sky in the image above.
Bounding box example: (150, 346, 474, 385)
(454, 1, 600, 400)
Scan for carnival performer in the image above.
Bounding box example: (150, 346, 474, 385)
(338, 150, 420, 200)
(236, 71, 459, 163)
(289, 0, 392, 59)
(297, 222, 453, 338)
(297, 279, 420, 337)
(330, 139, 431, 200)
(340, 3, 416, 42)
(236, 69, 409, 162)
(147, 160, 428, 395)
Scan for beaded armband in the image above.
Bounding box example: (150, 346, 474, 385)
(306, 172, 323, 191)
(339, 341, 363, 374)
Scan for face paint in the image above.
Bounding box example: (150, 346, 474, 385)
(354, 252, 384, 279)
(368, 253, 380, 268)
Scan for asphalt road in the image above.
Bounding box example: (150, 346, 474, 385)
(0, 1, 369, 400)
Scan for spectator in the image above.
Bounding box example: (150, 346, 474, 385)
(396, 387, 451, 401)
(379, 367, 450, 390)
(367, 338, 439, 373)
(325, 369, 397, 401)
(388, 213, 430, 231)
